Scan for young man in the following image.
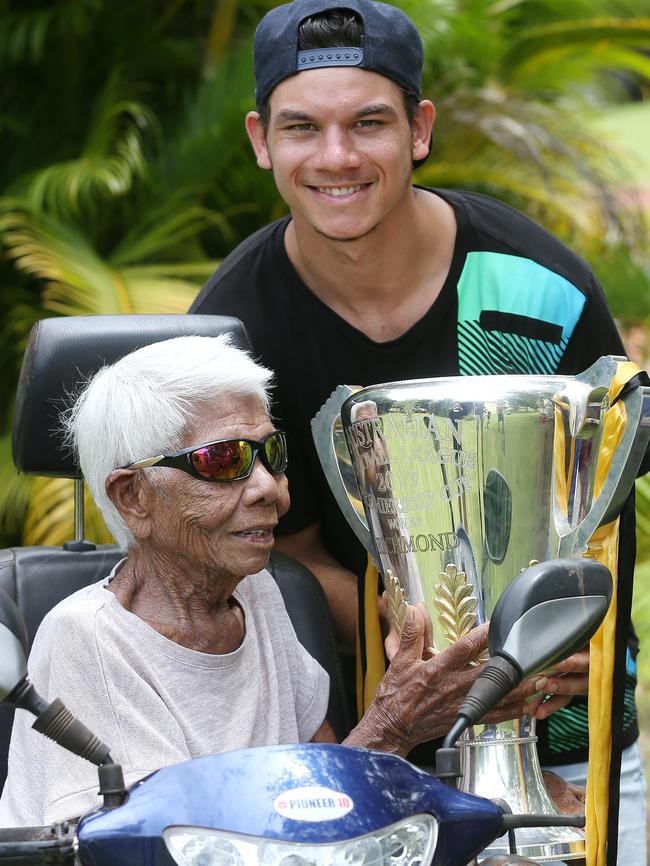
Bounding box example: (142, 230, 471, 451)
(189, 1, 647, 862)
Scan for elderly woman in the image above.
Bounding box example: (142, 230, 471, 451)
(0, 335, 581, 827)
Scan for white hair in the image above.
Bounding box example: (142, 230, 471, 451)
(63, 334, 274, 549)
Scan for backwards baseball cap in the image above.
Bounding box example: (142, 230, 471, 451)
(253, 0, 424, 107)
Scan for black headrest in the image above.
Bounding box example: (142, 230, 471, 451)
(13, 315, 253, 478)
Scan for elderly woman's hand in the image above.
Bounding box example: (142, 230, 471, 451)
(346, 606, 549, 755)
(383, 599, 591, 722)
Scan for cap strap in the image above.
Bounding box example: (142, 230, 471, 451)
(296, 47, 363, 71)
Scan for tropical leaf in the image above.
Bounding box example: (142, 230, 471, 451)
(506, 16, 650, 57)
(0, 433, 32, 542)
(1, 206, 135, 314)
(0, 204, 211, 316)
(0, 0, 102, 66)
(112, 270, 211, 315)
(155, 47, 258, 198)
(20, 73, 152, 217)
(23, 477, 114, 547)
(108, 203, 231, 266)
(0, 7, 56, 66)
(593, 245, 650, 324)
(637, 475, 650, 563)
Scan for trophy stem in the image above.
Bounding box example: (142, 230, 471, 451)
(457, 717, 585, 861)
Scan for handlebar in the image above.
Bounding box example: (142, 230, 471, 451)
(481, 858, 541, 865)
(0, 822, 75, 864)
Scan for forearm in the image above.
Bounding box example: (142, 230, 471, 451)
(342, 688, 411, 756)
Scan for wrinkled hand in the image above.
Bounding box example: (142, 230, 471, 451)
(542, 770, 585, 816)
(347, 605, 548, 756)
(533, 649, 590, 720)
(383, 598, 590, 722)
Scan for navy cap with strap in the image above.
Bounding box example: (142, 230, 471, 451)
(253, 0, 424, 107)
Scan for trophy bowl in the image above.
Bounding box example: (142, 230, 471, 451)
(312, 356, 650, 861)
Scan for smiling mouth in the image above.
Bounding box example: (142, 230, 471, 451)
(312, 183, 369, 198)
(233, 528, 274, 540)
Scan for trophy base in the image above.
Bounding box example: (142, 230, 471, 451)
(480, 825, 585, 862)
(457, 721, 586, 863)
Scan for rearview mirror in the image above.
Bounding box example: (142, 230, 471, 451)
(489, 557, 612, 678)
(0, 587, 29, 703)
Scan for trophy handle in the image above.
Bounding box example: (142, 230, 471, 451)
(311, 385, 377, 561)
(557, 356, 650, 557)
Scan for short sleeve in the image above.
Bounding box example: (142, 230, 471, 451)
(0, 593, 190, 826)
(558, 275, 625, 374)
(0, 608, 118, 825)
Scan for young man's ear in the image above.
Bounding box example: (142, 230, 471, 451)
(412, 100, 435, 163)
(245, 111, 273, 170)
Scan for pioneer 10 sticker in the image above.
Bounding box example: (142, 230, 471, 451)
(274, 786, 354, 821)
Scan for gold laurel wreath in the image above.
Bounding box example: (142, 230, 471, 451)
(433, 564, 488, 665)
(384, 569, 409, 638)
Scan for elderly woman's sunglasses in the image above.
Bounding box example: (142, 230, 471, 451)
(122, 430, 288, 482)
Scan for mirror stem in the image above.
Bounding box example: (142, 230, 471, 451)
(455, 655, 522, 728)
(98, 758, 128, 809)
(8, 679, 49, 717)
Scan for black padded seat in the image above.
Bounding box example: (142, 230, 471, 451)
(0, 547, 124, 648)
(13, 314, 252, 477)
(0, 315, 350, 790)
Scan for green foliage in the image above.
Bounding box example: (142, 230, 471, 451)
(595, 245, 650, 325)
(23, 77, 152, 216)
(637, 476, 650, 563)
(0, 0, 649, 546)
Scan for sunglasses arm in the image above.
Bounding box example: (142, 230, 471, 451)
(123, 455, 167, 470)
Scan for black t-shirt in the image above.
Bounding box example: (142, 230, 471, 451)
(190, 187, 639, 763)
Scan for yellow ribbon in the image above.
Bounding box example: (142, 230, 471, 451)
(357, 556, 386, 719)
(583, 360, 641, 866)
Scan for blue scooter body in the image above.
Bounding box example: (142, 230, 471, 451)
(77, 744, 504, 866)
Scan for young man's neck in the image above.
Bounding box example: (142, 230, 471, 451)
(284, 188, 457, 343)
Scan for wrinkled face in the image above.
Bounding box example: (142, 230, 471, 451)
(146, 394, 290, 586)
(247, 67, 432, 242)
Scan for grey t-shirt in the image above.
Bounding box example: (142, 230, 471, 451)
(0, 565, 329, 826)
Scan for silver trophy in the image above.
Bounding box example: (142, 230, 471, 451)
(312, 356, 650, 861)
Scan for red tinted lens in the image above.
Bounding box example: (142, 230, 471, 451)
(190, 440, 253, 480)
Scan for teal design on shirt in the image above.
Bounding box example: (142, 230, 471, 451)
(457, 252, 586, 376)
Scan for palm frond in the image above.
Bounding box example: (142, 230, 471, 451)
(421, 81, 648, 257)
(419, 156, 604, 233)
(635, 475, 650, 563)
(0, 6, 58, 65)
(512, 15, 650, 48)
(505, 43, 650, 97)
(0, 433, 32, 542)
(155, 47, 256, 198)
(1, 206, 132, 314)
(23, 73, 153, 216)
(204, 0, 239, 77)
(109, 203, 231, 267)
(1, 200, 212, 316)
(114, 270, 208, 314)
(23, 477, 114, 547)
